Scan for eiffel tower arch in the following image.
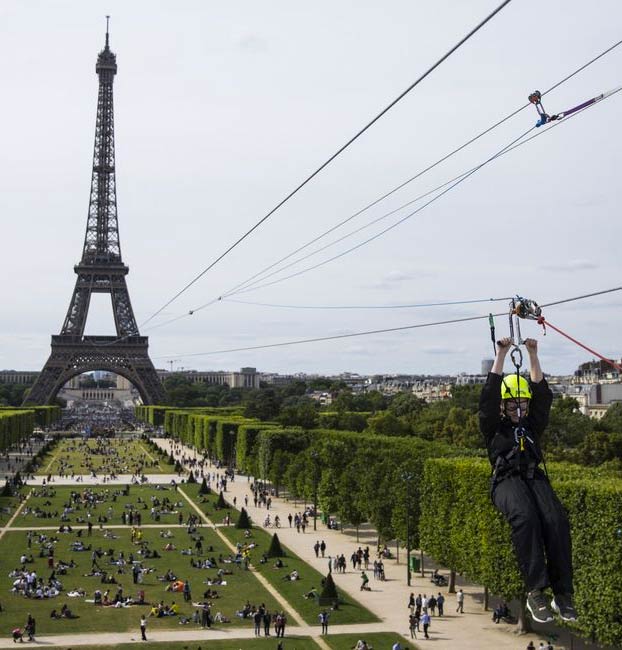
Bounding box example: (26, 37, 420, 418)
(25, 25, 166, 406)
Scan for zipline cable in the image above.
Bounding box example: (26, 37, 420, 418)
(231, 126, 537, 296)
(156, 286, 622, 360)
(228, 88, 622, 297)
(142, 85, 621, 335)
(221, 296, 513, 310)
(139, 0, 514, 328)
(203, 39, 622, 301)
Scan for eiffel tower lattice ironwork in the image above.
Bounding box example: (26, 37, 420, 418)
(25, 26, 166, 406)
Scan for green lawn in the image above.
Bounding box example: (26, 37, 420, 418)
(35, 438, 175, 476)
(219, 526, 379, 627)
(324, 633, 416, 650)
(49, 639, 321, 650)
(0, 492, 287, 634)
(15, 484, 188, 528)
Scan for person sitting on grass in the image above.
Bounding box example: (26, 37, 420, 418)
(303, 587, 318, 600)
(60, 604, 78, 619)
(282, 570, 299, 582)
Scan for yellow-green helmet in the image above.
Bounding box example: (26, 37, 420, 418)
(501, 374, 532, 400)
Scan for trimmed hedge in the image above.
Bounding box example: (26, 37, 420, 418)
(0, 410, 35, 451)
(420, 457, 622, 646)
(0, 405, 60, 428)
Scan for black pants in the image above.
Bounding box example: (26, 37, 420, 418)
(492, 472, 573, 594)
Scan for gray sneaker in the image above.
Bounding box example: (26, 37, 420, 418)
(526, 590, 554, 623)
(551, 594, 578, 621)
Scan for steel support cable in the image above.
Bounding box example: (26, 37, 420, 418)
(155, 286, 622, 360)
(143, 130, 528, 334)
(222, 88, 622, 298)
(222, 296, 513, 310)
(232, 126, 537, 296)
(92, 37, 622, 346)
(139, 0, 514, 329)
(141, 88, 620, 336)
(150, 55, 622, 328)
(199, 38, 622, 301)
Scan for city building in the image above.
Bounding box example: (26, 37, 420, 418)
(158, 367, 260, 389)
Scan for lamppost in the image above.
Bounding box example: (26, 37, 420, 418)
(402, 471, 414, 586)
(311, 450, 320, 531)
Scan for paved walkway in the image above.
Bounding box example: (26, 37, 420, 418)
(153, 438, 589, 650)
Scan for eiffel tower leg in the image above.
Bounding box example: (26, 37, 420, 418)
(24, 337, 166, 406)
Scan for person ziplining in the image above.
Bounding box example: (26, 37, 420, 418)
(479, 298, 577, 624)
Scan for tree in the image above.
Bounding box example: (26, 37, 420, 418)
(198, 478, 210, 495)
(267, 533, 285, 558)
(216, 490, 227, 508)
(244, 389, 281, 421)
(389, 393, 427, 418)
(366, 412, 409, 437)
(320, 572, 339, 601)
(236, 507, 252, 529)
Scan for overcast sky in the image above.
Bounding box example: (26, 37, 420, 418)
(1, 0, 621, 377)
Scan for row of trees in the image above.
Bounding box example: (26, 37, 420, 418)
(0, 410, 34, 452)
(421, 458, 622, 646)
(139, 404, 622, 645)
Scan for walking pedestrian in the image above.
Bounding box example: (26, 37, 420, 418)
(25, 614, 35, 642)
(140, 614, 147, 641)
(437, 592, 445, 616)
(421, 611, 431, 639)
(319, 610, 330, 633)
(320, 540, 326, 557)
(314, 541, 320, 557)
(253, 609, 262, 636)
(456, 588, 464, 613)
(409, 612, 418, 639)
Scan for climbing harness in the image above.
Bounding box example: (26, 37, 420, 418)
(529, 85, 622, 127)
(502, 296, 543, 457)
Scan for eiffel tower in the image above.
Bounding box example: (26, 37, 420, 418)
(25, 25, 166, 406)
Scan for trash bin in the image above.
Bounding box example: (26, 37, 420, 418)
(321, 513, 329, 524)
(409, 556, 420, 572)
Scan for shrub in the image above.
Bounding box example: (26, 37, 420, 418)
(236, 507, 252, 529)
(198, 478, 210, 495)
(267, 533, 285, 558)
(320, 572, 339, 601)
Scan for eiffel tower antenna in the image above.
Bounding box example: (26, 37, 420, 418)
(25, 29, 166, 406)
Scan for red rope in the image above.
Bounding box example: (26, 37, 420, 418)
(537, 316, 622, 372)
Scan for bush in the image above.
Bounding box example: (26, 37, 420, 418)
(320, 572, 339, 601)
(267, 532, 285, 558)
(198, 478, 210, 495)
(236, 507, 252, 529)
(187, 471, 197, 484)
(216, 491, 227, 509)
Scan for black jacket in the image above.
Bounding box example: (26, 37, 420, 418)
(479, 372, 552, 470)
